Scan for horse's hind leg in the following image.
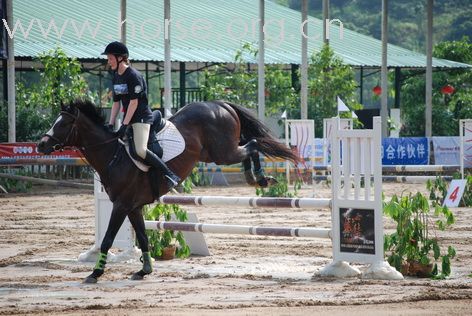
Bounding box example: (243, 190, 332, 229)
(127, 207, 153, 280)
(239, 140, 257, 186)
(250, 151, 278, 188)
(240, 139, 277, 188)
(84, 205, 128, 284)
(242, 158, 257, 185)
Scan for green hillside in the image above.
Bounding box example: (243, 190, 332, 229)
(273, 0, 472, 53)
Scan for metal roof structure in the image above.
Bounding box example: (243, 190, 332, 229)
(11, 0, 471, 68)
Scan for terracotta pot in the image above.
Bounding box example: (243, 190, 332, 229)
(406, 261, 433, 278)
(160, 245, 176, 260)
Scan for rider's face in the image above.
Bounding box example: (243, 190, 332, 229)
(107, 54, 118, 70)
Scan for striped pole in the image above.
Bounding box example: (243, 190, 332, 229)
(144, 221, 331, 239)
(159, 195, 331, 209)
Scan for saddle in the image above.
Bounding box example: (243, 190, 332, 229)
(147, 110, 167, 157)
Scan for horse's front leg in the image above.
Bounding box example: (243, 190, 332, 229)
(84, 204, 128, 284)
(127, 207, 153, 280)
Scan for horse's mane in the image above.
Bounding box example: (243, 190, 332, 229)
(70, 99, 105, 125)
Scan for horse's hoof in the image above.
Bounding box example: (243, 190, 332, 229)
(83, 276, 98, 284)
(256, 177, 269, 188)
(131, 273, 144, 280)
(131, 269, 150, 280)
(83, 268, 103, 284)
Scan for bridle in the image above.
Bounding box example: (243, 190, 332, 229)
(43, 111, 80, 152)
(43, 109, 117, 152)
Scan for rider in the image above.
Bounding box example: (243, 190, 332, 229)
(102, 41, 180, 190)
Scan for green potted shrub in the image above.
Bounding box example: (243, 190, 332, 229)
(144, 204, 191, 260)
(383, 192, 456, 278)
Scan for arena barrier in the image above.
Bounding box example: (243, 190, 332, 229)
(141, 117, 403, 280)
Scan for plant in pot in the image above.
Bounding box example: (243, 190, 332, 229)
(144, 203, 191, 260)
(383, 191, 456, 279)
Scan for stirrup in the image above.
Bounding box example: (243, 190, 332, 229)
(165, 174, 180, 189)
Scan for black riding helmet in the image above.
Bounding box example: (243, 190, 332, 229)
(101, 41, 129, 56)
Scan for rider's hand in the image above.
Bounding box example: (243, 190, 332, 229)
(116, 124, 128, 139)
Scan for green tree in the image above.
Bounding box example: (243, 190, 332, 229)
(401, 37, 472, 136)
(14, 47, 93, 141)
(306, 44, 361, 136)
(201, 43, 297, 116)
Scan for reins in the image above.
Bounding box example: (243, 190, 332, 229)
(44, 110, 119, 153)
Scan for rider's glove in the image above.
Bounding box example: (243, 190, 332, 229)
(116, 124, 128, 139)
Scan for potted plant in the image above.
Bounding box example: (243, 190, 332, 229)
(383, 191, 456, 278)
(144, 203, 191, 260)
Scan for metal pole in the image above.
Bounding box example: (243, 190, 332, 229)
(359, 67, 363, 104)
(179, 62, 186, 108)
(164, 0, 172, 118)
(380, 0, 388, 138)
(258, 0, 265, 122)
(323, 0, 329, 45)
(425, 0, 433, 138)
(300, 0, 308, 119)
(394, 67, 401, 108)
(6, 0, 15, 142)
(120, 0, 126, 44)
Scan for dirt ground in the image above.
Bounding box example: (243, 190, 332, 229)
(0, 181, 471, 315)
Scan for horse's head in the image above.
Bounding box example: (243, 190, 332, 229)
(37, 103, 80, 154)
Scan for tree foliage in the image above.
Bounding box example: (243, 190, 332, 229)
(13, 47, 93, 141)
(201, 43, 298, 117)
(286, 0, 472, 53)
(305, 44, 361, 136)
(401, 37, 472, 136)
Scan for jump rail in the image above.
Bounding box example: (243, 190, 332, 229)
(158, 195, 331, 209)
(144, 221, 331, 238)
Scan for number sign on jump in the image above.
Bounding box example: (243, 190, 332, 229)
(443, 179, 467, 208)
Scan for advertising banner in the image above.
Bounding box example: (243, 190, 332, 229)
(0, 142, 83, 159)
(382, 137, 429, 165)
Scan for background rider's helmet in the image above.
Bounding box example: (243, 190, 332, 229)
(101, 41, 129, 56)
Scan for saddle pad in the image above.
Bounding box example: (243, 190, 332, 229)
(155, 120, 186, 162)
(124, 121, 185, 172)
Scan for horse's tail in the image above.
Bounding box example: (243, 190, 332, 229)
(224, 102, 299, 164)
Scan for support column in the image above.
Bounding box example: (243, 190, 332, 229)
(163, 0, 172, 118)
(300, 0, 308, 119)
(394, 67, 401, 109)
(380, 0, 388, 138)
(7, 0, 15, 142)
(257, 0, 265, 122)
(179, 62, 186, 108)
(425, 0, 433, 137)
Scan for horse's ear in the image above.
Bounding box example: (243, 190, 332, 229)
(60, 101, 66, 111)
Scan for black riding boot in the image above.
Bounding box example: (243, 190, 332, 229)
(144, 149, 181, 190)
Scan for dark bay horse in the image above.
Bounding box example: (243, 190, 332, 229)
(37, 99, 299, 283)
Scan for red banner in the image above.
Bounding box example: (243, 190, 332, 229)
(0, 143, 83, 159)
